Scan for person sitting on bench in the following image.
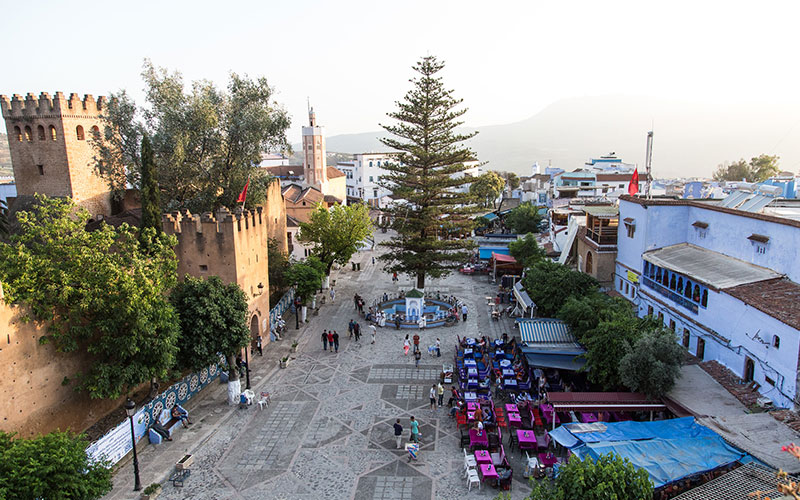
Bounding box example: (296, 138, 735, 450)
(151, 421, 173, 441)
(171, 405, 191, 427)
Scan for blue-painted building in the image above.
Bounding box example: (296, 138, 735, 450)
(615, 194, 800, 408)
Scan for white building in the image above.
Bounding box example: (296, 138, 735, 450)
(338, 152, 398, 207)
(615, 189, 800, 408)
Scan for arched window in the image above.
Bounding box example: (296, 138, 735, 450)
(14, 126, 22, 142)
(585, 251, 593, 274)
(669, 274, 677, 290)
(76, 125, 85, 141)
(656, 268, 662, 282)
(90, 125, 100, 138)
(773, 335, 780, 349)
(649, 265, 656, 279)
(24, 126, 32, 142)
(677, 277, 683, 294)
(701, 289, 708, 307)
(661, 270, 669, 286)
(684, 281, 693, 299)
(49, 125, 57, 140)
(37, 125, 45, 140)
(692, 284, 701, 302)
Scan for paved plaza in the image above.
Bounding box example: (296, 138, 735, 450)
(105, 231, 532, 499)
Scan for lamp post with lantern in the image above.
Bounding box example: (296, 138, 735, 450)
(124, 398, 142, 492)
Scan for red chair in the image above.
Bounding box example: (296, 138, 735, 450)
(457, 413, 468, 429)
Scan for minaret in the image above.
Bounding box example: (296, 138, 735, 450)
(302, 104, 327, 187)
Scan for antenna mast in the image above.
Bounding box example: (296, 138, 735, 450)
(644, 131, 654, 199)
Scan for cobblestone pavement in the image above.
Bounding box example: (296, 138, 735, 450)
(105, 230, 532, 500)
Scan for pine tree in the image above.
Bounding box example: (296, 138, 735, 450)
(378, 55, 480, 289)
(139, 134, 162, 238)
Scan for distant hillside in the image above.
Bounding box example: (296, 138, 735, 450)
(318, 96, 800, 178)
(0, 134, 12, 178)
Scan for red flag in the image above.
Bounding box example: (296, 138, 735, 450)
(628, 170, 639, 196)
(236, 178, 250, 204)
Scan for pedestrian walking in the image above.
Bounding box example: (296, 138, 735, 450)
(412, 333, 420, 353)
(354, 322, 361, 342)
(392, 272, 398, 283)
(322, 330, 328, 351)
(348, 319, 355, 339)
(414, 349, 421, 368)
(370, 324, 377, 344)
(410, 416, 420, 443)
(437, 382, 445, 407)
(330, 287, 336, 303)
(461, 304, 468, 321)
(393, 419, 403, 449)
(403, 335, 410, 356)
(429, 385, 437, 410)
(327, 331, 334, 353)
(256, 335, 263, 356)
(372, 256, 375, 265)
(333, 331, 340, 352)
(354, 294, 359, 310)
(435, 338, 441, 357)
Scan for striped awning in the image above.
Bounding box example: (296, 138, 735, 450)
(517, 319, 577, 344)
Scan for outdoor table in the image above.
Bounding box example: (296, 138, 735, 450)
(479, 463, 499, 483)
(463, 348, 474, 358)
(474, 450, 492, 465)
(580, 412, 598, 423)
(464, 391, 477, 401)
(467, 378, 478, 389)
(517, 429, 537, 449)
(538, 453, 558, 467)
(494, 350, 505, 359)
(503, 378, 518, 389)
(499, 359, 511, 367)
(508, 412, 522, 427)
(466, 338, 476, 346)
(467, 402, 478, 411)
(469, 429, 489, 449)
(505, 403, 519, 413)
(467, 367, 477, 377)
(464, 359, 477, 367)
(541, 404, 559, 424)
(494, 339, 504, 346)
(502, 368, 515, 377)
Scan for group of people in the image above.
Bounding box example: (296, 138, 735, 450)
(321, 330, 340, 352)
(403, 334, 442, 367)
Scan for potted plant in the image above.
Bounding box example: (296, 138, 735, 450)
(290, 341, 298, 353)
(279, 356, 289, 369)
(141, 483, 162, 500)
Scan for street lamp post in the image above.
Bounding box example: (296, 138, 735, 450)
(294, 282, 300, 330)
(124, 399, 142, 492)
(244, 344, 251, 389)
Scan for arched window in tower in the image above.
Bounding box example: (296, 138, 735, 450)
(14, 126, 22, 142)
(91, 125, 100, 139)
(49, 125, 57, 140)
(585, 251, 593, 274)
(24, 126, 33, 142)
(76, 125, 85, 141)
(37, 125, 45, 141)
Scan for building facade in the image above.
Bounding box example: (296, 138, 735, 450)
(615, 195, 800, 408)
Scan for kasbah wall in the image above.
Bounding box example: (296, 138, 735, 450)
(0, 92, 113, 217)
(264, 178, 288, 253)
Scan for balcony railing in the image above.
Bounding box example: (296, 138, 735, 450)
(642, 276, 699, 314)
(585, 227, 618, 245)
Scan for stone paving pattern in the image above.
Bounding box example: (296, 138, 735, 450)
(105, 230, 532, 499)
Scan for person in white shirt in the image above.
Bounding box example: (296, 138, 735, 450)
(429, 385, 437, 409)
(370, 324, 377, 344)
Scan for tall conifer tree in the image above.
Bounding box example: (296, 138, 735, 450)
(139, 134, 162, 239)
(378, 55, 480, 289)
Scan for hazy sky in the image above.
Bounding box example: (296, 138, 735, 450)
(3, 0, 800, 145)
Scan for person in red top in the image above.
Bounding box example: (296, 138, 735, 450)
(412, 333, 420, 353)
(327, 331, 334, 353)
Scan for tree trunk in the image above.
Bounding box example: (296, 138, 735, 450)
(301, 306, 308, 323)
(226, 354, 241, 405)
(416, 273, 425, 289)
(322, 275, 330, 290)
(148, 377, 160, 399)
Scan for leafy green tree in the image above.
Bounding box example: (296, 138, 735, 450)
(267, 238, 290, 306)
(712, 154, 780, 182)
(504, 201, 542, 234)
(285, 256, 326, 305)
(93, 60, 290, 212)
(0, 431, 112, 500)
(470, 172, 505, 208)
(557, 293, 632, 342)
(521, 260, 598, 317)
(139, 134, 162, 240)
(582, 315, 643, 390)
(508, 233, 545, 268)
(378, 55, 480, 289)
(620, 327, 684, 398)
(528, 453, 653, 500)
(298, 202, 373, 278)
(505, 171, 520, 191)
(0, 195, 179, 399)
(170, 275, 250, 404)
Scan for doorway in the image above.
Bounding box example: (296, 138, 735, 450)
(744, 357, 755, 382)
(696, 338, 705, 360)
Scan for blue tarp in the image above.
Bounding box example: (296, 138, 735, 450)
(549, 417, 748, 488)
(478, 246, 510, 259)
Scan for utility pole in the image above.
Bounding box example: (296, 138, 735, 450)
(644, 131, 654, 199)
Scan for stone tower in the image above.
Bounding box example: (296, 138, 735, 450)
(0, 92, 112, 217)
(302, 105, 327, 187)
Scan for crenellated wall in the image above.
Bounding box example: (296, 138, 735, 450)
(264, 178, 288, 253)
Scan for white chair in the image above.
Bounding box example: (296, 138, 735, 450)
(257, 391, 271, 410)
(524, 451, 540, 478)
(466, 469, 481, 491)
(462, 448, 477, 477)
(243, 389, 255, 405)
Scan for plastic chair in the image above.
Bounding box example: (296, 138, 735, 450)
(257, 392, 271, 410)
(463, 448, 477, 477)
(466, 469, 481, 491)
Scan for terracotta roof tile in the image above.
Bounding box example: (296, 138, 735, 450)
(725, 278, 800, 330)
(326, 166, 345, 179)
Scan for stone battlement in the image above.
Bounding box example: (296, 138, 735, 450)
(163, 206, 265, 236)
(0, 92, 107, 118)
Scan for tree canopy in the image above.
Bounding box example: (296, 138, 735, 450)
(469, 172, 505, 208)
(504, 201, 543, 234)
(138, 134, 162, 241)
(508, 233, 546, 268)
(267, 238, 290, 306)
(93, 60, 290, 212)
(0, 431, 112, 500)
(170, 275, 250, 378)
(619, 326, 684, 398)
(521, 260, 598, 317)
(298, 202, 373, 275)
(712, 154, 781, 182)
(504, 171, 520, 191)
(285, 256, 326, 305)
(0, 195, 179, 399)
(377, 55, 480, 289)
(528, 453, 653, 500)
